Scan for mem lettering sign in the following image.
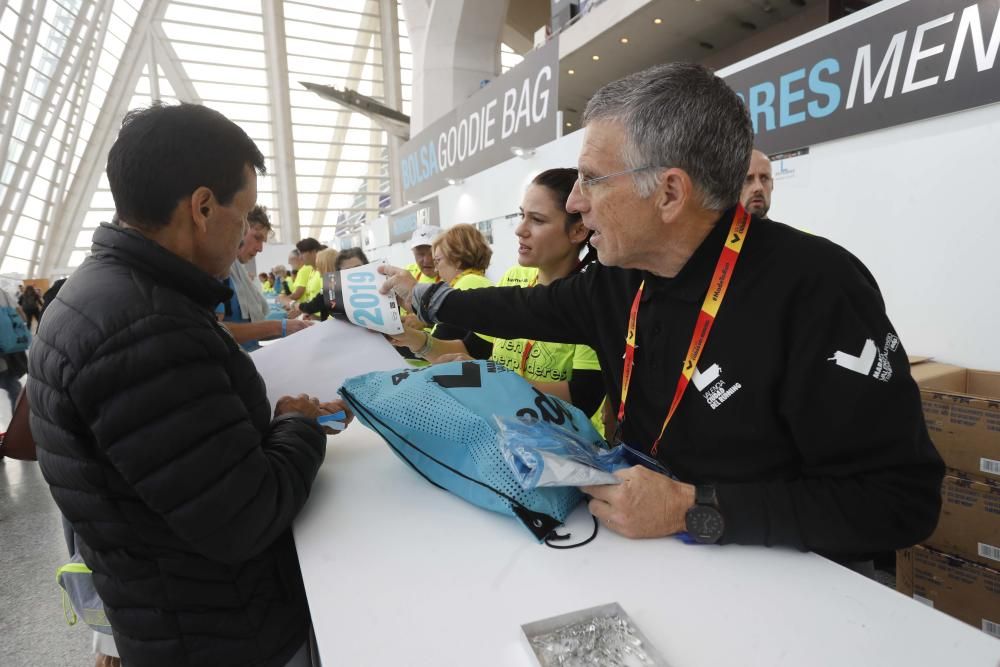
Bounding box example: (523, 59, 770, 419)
(721, 0, 1000, 154)
(400, 38, 559, 201)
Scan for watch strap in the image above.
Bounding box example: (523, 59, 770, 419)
(695, 484, 719, 507)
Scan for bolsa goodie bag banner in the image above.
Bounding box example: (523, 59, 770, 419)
(339, 360, 598, 541)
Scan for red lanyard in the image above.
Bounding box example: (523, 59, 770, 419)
(616, 206, 751, 456)
(518, 273, 539, 374)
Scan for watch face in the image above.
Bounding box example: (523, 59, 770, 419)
(686, 505, 724, 544)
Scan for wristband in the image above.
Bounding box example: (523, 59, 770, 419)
(415, 331, 433, 358)
(281, 318, 287, 337)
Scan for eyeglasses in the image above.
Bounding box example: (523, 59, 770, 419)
(577, 165, 663, 196)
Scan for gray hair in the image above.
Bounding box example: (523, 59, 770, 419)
(583, 62, 754, 210)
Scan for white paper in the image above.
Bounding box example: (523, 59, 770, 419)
(251, 317, 407, 411)
(338, 260, 404, 335)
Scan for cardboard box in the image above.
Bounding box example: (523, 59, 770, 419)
(925, 475, 1000, 568)
(910, 360, 1000, 482)
(897, 545, 1000, 638)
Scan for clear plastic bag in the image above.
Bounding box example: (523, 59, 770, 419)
(495, 415, 670, 489)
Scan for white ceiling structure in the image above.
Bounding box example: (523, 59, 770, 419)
(0, 0, 527, 279)
(0, 0, 422, 278)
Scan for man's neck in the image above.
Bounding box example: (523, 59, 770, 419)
(122, 220, 196, 267)
(645, 208, 723, 278)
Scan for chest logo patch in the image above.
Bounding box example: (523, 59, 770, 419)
(693, 363, 742, 410)
(828, 333, 898, 382)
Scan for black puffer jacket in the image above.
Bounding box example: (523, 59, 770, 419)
(28, 224, 326, 666)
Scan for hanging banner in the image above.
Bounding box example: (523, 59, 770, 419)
(720, 0, 1000, 154)
(399, 38, 559, 201)
(388, 197, 439, 245)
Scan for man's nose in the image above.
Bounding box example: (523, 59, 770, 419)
(567, 184, 587, 214)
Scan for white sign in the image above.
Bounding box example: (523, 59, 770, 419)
(338, 261, 404, 335)
(399, 38, 559, 200)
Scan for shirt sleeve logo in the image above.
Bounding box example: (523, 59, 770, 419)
(828, 333, 899, 382)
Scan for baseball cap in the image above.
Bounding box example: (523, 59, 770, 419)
(409, 225, 442, 249)
(296, 237, 327, 253)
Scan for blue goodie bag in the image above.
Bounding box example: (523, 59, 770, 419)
(339, 360, 595, 541)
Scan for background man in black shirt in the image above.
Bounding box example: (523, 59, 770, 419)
(382, 63, 942, 565)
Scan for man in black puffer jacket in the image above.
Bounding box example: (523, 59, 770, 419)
(28, 103, 348, 666)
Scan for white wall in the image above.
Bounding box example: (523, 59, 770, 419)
(252, 242, 296, 277)
(765, 103, 1000, 370)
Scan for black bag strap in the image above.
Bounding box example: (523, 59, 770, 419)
(341, 387, 587, 544)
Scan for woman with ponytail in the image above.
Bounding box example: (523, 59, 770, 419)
(487, 168, 605, 426)
(404, 168, 605, 426)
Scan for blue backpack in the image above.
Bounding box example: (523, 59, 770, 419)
(0, 303, 30, 353)
(340, 360, 599, 542)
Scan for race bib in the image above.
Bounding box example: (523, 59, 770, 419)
(333, 261, 404, 335)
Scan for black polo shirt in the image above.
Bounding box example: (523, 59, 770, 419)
(436, 207, 943, 559)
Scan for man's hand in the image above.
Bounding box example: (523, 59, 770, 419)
(582, 466, 696, 539)
(378, 265, 418, 310)
(283, 318, 313, 336)
(388, 326, 426, 352)
(275, 394, 325, 420)
(402, 313, 429, 330)
(275, 395, 354, 435)
(317, 399, 354, 435)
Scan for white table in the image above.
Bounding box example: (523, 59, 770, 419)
(294, 429, 1000, 666)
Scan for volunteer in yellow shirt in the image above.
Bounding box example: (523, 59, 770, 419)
(400, 225, 441, 343)
(404, 224, 441, 285)
(390, 224, 494, 359)
(287, 237, 325, 306)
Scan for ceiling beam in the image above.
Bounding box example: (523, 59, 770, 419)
(262, 0, 301, 243)
(40, 0, 169, 276)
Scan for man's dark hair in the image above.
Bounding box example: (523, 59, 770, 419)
(335, 247, 369, 271)
(296, 237, 326, 253)
(248, 204, 272, 233)
(531, 167, 597, 270)
(106, 103, 266, 228)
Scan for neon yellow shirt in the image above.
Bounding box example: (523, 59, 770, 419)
(261, 280, 272, 293)
(405, 263, 438, 284)
(490, 266, 605, 435)
(307, 268, 323, 303)
(292, 265, 322, 303)
(490, 266, 600, 381)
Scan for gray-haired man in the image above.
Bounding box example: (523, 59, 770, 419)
(382, 63, 942, 567)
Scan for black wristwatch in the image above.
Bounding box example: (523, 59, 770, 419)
(685, 484, 725, 544)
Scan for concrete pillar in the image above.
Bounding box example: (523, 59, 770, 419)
(402, 0, 509, 133)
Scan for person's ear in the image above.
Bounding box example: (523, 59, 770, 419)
(566, 219, 589, 245)
(190, 187, 214, 233)
(655, 168, 692, 223)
